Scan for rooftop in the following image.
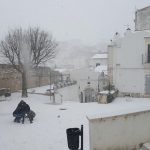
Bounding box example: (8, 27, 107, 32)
(92, 53, 108, 59)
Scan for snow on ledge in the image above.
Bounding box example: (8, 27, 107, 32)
(99, 90, 115, 94)
(87, 109, 150, 121)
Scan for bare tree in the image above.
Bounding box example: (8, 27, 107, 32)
(26, 27, 57, 67)
(0, 27, 57, 97)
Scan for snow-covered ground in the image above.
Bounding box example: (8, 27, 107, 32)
(1, 85, 150, 150)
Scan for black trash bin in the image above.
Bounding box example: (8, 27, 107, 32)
(66, 128, 80, 150)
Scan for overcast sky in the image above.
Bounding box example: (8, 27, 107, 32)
(0, 0, 149, 45)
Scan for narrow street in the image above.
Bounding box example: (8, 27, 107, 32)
(54, 84, 80, 103)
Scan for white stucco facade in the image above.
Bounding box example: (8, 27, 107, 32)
(108, 30, 150, 96)
(88, 110, 150, 150)
(135, 6, 150, 31)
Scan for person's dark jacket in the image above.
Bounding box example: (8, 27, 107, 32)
(13, 106, 23, 117)
(22, 103, 30, 114)
(13, 101, 30, 116)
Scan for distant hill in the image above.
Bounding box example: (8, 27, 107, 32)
(53, 40, 107, 69)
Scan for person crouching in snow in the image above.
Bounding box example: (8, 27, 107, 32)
(13, 100, 30, 124)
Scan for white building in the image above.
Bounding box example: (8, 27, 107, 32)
(135, 5, 150, 31)
(70, 68, 99, 92)
(70, 65, 108, 102)
(108, 29, 150, 97)
(70, 53, 108, 92)
(89, 53, 108, 68)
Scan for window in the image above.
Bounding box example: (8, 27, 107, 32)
(148, 44, 150, 63)
(96, 63, 100, 67)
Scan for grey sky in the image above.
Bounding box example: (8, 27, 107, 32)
(0, 0, 149, 45)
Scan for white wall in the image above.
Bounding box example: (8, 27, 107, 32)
(135, 6, 150, 31)
(70, 68, 99, 91)
(116, 32, 146, 68)
(88, 110, 150, 150)
(110, 31, 150, 94)
(115, 68, 145, 93)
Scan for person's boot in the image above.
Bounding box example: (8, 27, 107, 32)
(16, 119, 20, 123)
(22, 117, 24, 124)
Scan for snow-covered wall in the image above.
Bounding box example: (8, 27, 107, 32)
(88, 110, 150, 150)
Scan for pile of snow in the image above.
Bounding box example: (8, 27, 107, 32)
(94, 65, 107, 74)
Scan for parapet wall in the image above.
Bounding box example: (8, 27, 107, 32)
(88, 110, 150, 150)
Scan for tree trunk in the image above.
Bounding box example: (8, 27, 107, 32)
(52, 93, 55, 104)
(22, 71, 28, 97)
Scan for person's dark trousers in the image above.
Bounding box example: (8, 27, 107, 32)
(14, 114, 25, 123)
(14, 116, 22, 123)
(21, 113, 26, 124)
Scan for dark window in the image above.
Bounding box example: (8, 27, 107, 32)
(148, 44, 150, 63)
(96, 63, 100, 67)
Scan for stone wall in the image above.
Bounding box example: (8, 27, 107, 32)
(0, 64, 59, 92)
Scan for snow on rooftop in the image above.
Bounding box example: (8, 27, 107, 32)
(99, 90, 115, 94)
(54, 68, 67, 73)
(92, 53, 107, 59)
